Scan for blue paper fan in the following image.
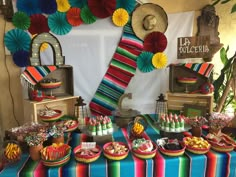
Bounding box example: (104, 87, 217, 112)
(16, 0, 41, 16)
(48, 11, 72, 35)
(137, 51, 155, 73)
(40, 0, 57, 14)
(69, 0, 87, 8)
(13, 50, 29, 67)
(116, 0, 136, 14)
(4, 29, 31, 53)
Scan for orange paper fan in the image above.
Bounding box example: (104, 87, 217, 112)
(66, 7, 83, 26)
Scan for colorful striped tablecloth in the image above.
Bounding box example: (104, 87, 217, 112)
(1, 115, 236, 177)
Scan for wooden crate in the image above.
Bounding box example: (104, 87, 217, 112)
(169, 64, 210, 93)
(166, 92, 213, 114)
(23, 96, 79, 123)
(34, 65, 74, 97)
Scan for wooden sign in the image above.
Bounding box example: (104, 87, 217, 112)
(177, 36, 211, 59)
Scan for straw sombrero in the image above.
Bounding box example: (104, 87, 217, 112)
(131, 3, 168, 41)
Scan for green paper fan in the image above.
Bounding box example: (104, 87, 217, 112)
(12, 11, 31, 30)
(80, 6, 96, 24)
(137, 51, 155, 73)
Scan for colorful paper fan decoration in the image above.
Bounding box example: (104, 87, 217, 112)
(144, 31, 167, 53)
(13, 50, 29, 67)
(28, 14, 50, 35)
(48, 11, 72, 35)
(87, 0, 116, 18)
(137, 51, 155, 73)
(152, 52, 168, 69)
(69, 0, 87, 8)
(12, 12, 30, 30)
(66, 7, 83, 26)
(112, 8, 129, 27)
(116, 0, 136, 14)
(40, 0, 57, 14)
(80, 6, 96, 24)
(56, 0, 71, 12)
(4, 29, 31, 53)
(16, 0, 41, 16)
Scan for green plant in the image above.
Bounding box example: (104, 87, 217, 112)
(212, 0, 236, 13)
(213, 46, 236, 112)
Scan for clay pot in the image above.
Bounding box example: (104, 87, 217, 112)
(52, 136, 64, 144)
(191, 126, 202, 137)
(29, 144, 43, 161)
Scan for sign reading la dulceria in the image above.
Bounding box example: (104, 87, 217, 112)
(177, 36, 211, 59)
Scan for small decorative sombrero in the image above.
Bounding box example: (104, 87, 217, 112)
(131, 3, 168, 41)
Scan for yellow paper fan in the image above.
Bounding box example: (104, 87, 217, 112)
(112, 8, 129, 27)
(56, 0, 71, 12)
(152, 52, 167, 69)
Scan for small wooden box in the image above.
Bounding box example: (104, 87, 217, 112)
(166, 92, 213, 114)
(34, 65, 74, 97)
(23, 96, 79, 123)
(169, 64, 210, 93)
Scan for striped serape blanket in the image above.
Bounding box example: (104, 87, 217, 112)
(1, 115, 236, 177)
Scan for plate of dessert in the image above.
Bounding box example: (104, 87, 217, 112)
(103, 142, 129, 160)
(74, 144, 101, 163)
(131, 138, 157, 159)
(183, 136, 210, 154)
(38, 107, 63, 122)
(56, 117, 79, 132)
(156, 138, 185, 157)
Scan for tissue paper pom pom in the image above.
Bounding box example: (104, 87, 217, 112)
(80, 6, 96, 24)
(88, 0, 116, 18)
(13, 50, 29, 67)
(4, 29, 31, 53)
(137, 52, 155, 73)
(40, 0, 57, 14)
(112, 8, 129, 27)
(68, 0, 87, 8)
(48, 11, 72, 35)
(116, 0, 136, 14)
(12, 11, 30, 30)
(16, 0, 41, 16)
(28, 14, 50, 35)
(66, 7, 83, 26)
(152, 52, 167, 69)
(56, 0, 71, 12)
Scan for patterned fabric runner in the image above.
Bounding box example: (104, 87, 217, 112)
(89, 21, 143, 116)
(1, 115, 236, 177)
(20, 66, 58, 88)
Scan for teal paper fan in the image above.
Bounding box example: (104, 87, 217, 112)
(116, 0, 136, 14)
(69, 0, 87, 8)
(4, 29, 31, 53)
(80, 6, 96, 24)
(12, 11, 30, 30)
(137, 51, 155, 73)
(48, 11, 72, 35)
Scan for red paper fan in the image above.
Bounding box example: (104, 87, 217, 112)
(144, 32, 167, 53)
(28, 14, 49, 35)
(88, 0, 116, 18)
(66, 7, 83, 26)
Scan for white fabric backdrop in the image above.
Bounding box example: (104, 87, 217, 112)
(40, 11, 195, 114)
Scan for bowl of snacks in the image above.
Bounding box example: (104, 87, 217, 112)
(38, 107, 63, 122)
(56, 118, 79, 132)
(206, 133, 235, 153)
(156, 138, 185, 157)
(103, 142, 129, 160)
(40, 143, 71, 167)
(3, 140, 22, 163)
(183, 136, 210, 154)
(132, 138, 157, 159)
(74, 144, 101, 163)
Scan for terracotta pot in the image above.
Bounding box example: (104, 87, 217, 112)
(29, 144, 43, 161)
(191, 126, 202, 137)
(52, 136, 64, 144)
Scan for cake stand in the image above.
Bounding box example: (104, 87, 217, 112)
(177, 77, 197, 93)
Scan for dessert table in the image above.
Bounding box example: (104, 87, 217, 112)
(0, 115, 236, 177)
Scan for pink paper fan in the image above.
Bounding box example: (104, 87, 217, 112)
(144, 31, 167, 53)
(28, 14, 50, 35)
(66, 7, 83, 26)
(88, 0, 116, 18)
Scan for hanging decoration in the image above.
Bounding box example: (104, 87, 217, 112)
(152, 52, 168, 69)
(13, 50, 29, 67)
(112, 8, 129, 27)
(69, 0, 87, 8)
(80, 5, 97, 24)
(40, 0, 57, 14)
(56, 0, 71, 12)
(137, 52, 155, 73)
(66, 7, 83, 26)
(116, 0, 136, 14)
(16, 0, 42, 16)
(12, 11, 30, 30)
(28, 14, 50, 35)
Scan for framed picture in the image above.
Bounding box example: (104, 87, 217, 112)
(183, 104, 206, 117)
